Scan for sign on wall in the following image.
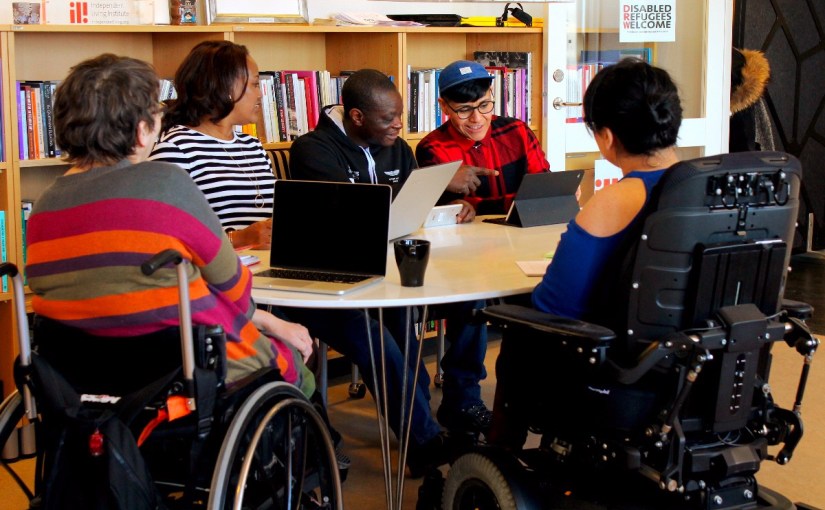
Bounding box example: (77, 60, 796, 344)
(45, 0, 131, 24)
(619, 0, 676, 43)
(594, 159, 623, 192)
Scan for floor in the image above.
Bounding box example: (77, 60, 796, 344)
(3, 253, 825, 509)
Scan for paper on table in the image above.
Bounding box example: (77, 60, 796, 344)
(516, 259, 551, 277)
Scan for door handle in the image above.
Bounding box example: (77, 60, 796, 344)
(552, 97, 583, 110)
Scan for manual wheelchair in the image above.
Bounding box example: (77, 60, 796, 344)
(436, 151, 820, 510)
(0, 249, 343, 509)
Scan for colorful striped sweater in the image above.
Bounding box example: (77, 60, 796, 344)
(26, 159, 306, 389)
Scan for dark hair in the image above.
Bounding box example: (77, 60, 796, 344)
(53, 54, 160, 168)
(583, 58, 682, 155)
(341, 69, 398, 115)
(162, 40, 250, 131)
(440, 77, 493, 103)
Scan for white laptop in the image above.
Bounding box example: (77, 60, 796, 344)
(252, 180, 392, 295)
(388, 160, 462, 240)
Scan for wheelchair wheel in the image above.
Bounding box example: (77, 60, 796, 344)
(442, 453, 517, 510)
(0, 390, 40, 504)
(208, 381, 342, 510)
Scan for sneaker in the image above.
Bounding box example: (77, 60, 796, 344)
(436, 403, 493, 434)
(335, 446, 352, 471)
(336, 446, 351, 483)
(406, 432, 452, 479)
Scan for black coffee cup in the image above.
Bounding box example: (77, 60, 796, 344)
(394, 239, 430, 287)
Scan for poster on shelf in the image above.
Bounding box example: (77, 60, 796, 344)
(619, 0, 676, 43)
(594, 159, 623, 193)
(45, 0, 131, 24)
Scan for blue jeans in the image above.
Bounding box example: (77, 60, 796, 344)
(423, 300, 488, 412)
(284, 307, 441, 446)
(284, 302, 487, 446)
(379, 301, 490, 419)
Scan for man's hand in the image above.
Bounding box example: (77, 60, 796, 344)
(452, 199, 476, 223)
(446, 165, 498, 195)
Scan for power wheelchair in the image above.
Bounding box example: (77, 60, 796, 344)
(0, 249, 343, 509)
(437, 151, 820, 510)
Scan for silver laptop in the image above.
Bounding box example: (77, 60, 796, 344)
(388, 160, 462, 240)
(252, 180, 392, 295)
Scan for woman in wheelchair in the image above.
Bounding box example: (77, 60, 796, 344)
(439, 57, 818, 510)
(12, 53, 344, 509)
(489, 58, 684, 449)
(26, 53, 315, 392)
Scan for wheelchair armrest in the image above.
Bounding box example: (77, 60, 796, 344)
(781, 298, 814, 320)
(482, 304, 616, 352)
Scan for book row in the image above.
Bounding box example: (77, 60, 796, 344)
(408, 51, 533, 134)
(565, 48, 654, 123)
(16, 81, 58, 160)
(256, 70, 349, 144)
(14, 72, 348, 159)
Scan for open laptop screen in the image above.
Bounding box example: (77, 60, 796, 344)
(270, 180, 391, 276)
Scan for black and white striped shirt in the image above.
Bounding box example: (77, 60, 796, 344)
(149, 125, 275, 231)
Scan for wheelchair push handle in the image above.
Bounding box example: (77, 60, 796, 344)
(141, 249, 185, 276)
(142, 249, 198, 411)
(0, 261, 20, 279)
(1, 262, 38, 420)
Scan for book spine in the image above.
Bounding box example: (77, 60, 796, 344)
(434, 68, 443, 128)
(284, 73, 300, 140)
(267, 76, 281, 142)
(409, 71, 419, 133)
(42, 81, 56, 157)
(35, 84, 46, 158)
(0, 210, 7, 293)
(296, 77, 309, 136)
(271, 71, 287, 143)
(418, 70, 426, 133)
(16, 83, 27, 160)
(23, 85, 35, 159)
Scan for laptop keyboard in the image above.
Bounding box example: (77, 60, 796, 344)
(255, 268, 369, 284)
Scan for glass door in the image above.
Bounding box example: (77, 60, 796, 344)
(542, 1, 733, 183)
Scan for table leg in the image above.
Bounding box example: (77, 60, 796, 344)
(363, 309, 393, 509)
(363, 305, 429, 510)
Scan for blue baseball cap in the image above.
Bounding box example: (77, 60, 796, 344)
(439, 60, 493, 94)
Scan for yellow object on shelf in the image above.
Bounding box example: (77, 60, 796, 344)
(460, 17, 544, 28)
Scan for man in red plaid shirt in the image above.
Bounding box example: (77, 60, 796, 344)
(416, 60, 551, 220)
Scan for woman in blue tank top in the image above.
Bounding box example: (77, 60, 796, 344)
(532, 59, 683, 319)
(489, 59, 684, 449)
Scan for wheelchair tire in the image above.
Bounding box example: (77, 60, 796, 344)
(0, 390, 39, 503)
(0, 390, 24, 454)
(442, 452, 517, 510)
(207, 381, 343, 510)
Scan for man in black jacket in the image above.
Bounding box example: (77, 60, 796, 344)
(289, 69, 492, 477)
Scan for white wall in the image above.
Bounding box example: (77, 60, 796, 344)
(0, 0, 546, 25)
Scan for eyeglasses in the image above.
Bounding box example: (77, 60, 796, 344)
(446, 100, 495, 120)
(153, 101, 168, 116)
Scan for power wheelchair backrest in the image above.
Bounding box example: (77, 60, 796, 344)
(620, 150, 800, 346)
(612, 151, 802, 434)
